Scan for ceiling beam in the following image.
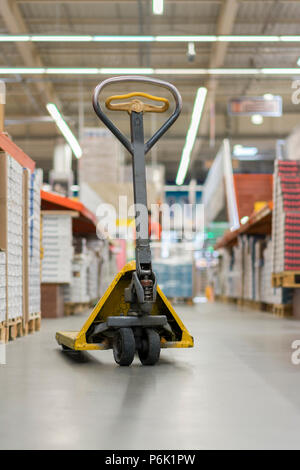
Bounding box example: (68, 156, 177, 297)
(1, 0, 61, 108)
(22, 16, 300, 26)
(11, 133, 288, 142)
(15, 0, 300, 3)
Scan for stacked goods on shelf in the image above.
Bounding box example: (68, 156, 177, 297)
(152, 243, 193, 299)
(99, 241, 119, 296)
(63, 255, 89, 304)
(41, 214, 72, 283)
(243, 237, 253, 300)
(79, 128, 123, 184)
(261, 237, 293, 305)
(153, 258, 193, 299)
(214, 248, 232, 297)
(0, 251, 6, 324)
(63, 237, 104, 307)
(87, 238, 104, 301)
(254, 239, 263, 302)
(193, 263, 208, 298)
(231, 237, 244, 299)
(87, 251, 101, 302)
(213, 234, 293, 307)
(243, 236, 265, 301)
(27, 170, 42, 317)
(0, 132, 40, 337)
(41, 213, 73, 318)
(272, 160, 300, 273)
(0, 154, 23, 322)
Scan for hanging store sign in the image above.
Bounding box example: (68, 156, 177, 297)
(228, 96, 282, 116)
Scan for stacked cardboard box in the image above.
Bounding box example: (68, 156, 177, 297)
(87, 252, 101, 302)
(218, 248, 233, 297)
(261, 237, 293, 304)
(41, 214, 72, 283)
(79, 128, 123, 184)
(212, 234, 292, 307)
(254, 239, 264, 302)
(231, 237, 244, 298)
(243, 236, 265, 301)
(153, 257, 193, 299)
(63, 237, 103, 304)
(63, 255, 90, 303)
(0, 154, 24, 320)
(0, 251, 6, 323)
(42, 212, 73, 284)
(28, 170, 41, 316)
(0, 142, 41, 335)
(151, 242, 194, 299)
(272, 160, 300, 273)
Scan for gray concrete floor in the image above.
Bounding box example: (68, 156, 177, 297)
(1, 301, 300, 450)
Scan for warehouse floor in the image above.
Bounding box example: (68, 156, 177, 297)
(1, 302, 300, 450)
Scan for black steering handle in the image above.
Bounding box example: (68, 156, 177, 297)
(92, 75, 182, 156)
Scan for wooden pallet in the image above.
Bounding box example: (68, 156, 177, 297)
(215, 297, 293, 318)
(215, 295, 237, 304)
(168, 297, 194, 305)
(0, 321, 6, 343)
(272, 271, 300, 288)
(238, 299, 265, 310)
(272, 304, 293, 318)
(24, 315, 41, 335)
(64, 302, 90, 316)
(7, 317, 23, 342)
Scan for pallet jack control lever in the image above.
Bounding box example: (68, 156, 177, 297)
(93, 76, 182, 315)
(92, 76, 182, 156)
(105, 91, 170, 114)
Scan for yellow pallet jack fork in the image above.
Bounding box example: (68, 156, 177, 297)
(56, 76, 194, 366)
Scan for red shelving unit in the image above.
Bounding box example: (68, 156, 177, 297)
(41, 190, 97, 235)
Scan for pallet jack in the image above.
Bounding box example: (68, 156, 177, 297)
(56, 76, 194, 366)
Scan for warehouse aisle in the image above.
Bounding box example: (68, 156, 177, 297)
(1, 302, 300, 450)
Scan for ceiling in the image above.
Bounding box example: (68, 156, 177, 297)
(1, 0, 300, 183)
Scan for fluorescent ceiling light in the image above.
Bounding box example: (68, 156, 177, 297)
(31, 35, 93, 42)
(94, 35, 154, 42)
(218, 35, 280, 42)
(46, 103, 82, 159)
(0, 67, 300, 76)
(209, 68, 259, 75)
(233, 145, 258, 157)
(176, 87, 207, 186)
(0, 67, 46, 74)
(280, 36, 300, 42)
(2, 34, 300, 43)
(153, 0, 164, 15)
(100, 68, 154, 74)
(155, 68, 207, 74)
(0, 35, 30, 41)
(47, 68, 99, 74)
(156, 35, 217, 42)
(251, 114, 264, 125)
(261, 68, 300, 74)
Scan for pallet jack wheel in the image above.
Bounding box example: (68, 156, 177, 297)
(138, 328, 161, 366)
(113, 328, 136, 366)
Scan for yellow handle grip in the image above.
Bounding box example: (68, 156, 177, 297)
(105, 91, 169, 114)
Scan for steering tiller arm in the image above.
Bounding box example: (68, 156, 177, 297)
(93, 76, 182, 315)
